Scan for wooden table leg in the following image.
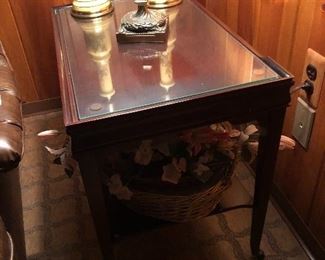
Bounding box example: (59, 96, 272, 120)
(250, 107, 286, 259)
(75, 151, 115, 260)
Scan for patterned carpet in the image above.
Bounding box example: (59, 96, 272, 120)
(19, 111, 309, 260)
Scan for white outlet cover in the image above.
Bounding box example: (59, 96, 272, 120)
(292, 97, 316, 149)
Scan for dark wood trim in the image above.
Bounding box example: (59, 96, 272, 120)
(51, 8, 78, 125)
(66, 80, 292, 153)
(22, 97, 62, 116)
(271, 184, 325, 259)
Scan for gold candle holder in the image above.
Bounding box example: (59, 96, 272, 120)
(148, 0, 182, 9)
(71, 0, 113, 19)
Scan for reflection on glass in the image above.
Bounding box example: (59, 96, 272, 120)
(159, 6, 179, 95)
(53, 0, 280, 120)
(78, 16, 115, 103)
(252, 58, 269, 81)
(224, 34, 272, 84)
(109, 103, 114, 113)
(225, 33, 254, 83)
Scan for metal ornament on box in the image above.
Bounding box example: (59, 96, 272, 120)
(116, 0, 169, 43)
(148, 0, 183, 9)
(71, 0, 113, 18)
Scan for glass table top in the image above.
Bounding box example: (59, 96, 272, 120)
(53, 0, 279, 120)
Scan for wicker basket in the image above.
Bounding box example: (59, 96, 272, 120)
(125, 177, 231, 223)
(103, 127, 238, 223)
(122, 154, 236, 223)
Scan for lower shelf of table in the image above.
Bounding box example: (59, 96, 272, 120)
(105, 189, 252, 242)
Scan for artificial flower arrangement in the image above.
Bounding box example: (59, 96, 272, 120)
(38, 121, 295, 203)
(99, 121, 294, 201)
(38, 121, 295, 222)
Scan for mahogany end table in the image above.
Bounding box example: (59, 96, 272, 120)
(52, 1, 294, 258)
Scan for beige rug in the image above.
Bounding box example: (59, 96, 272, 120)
(19, 111, 309, 260)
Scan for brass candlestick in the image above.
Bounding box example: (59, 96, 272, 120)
(148, 0, 182, 9)
(71, 0, 113, 18)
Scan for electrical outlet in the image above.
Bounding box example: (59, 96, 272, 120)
(292, 97, 315, 149)
(300, 48, 325, 108)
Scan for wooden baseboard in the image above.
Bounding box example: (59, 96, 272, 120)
(271, 184, 325, 259)
(22, 97, 62, 116)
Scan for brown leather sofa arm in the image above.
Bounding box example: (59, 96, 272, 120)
(0, 42, 23, 172)
(0, 41, 26, 260)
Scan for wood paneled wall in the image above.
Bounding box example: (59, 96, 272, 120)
(202, 0, 325, 249)
(206, 0, 300, 66)
(0, 0, 37, 100)
(0, 0, 72, 101)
